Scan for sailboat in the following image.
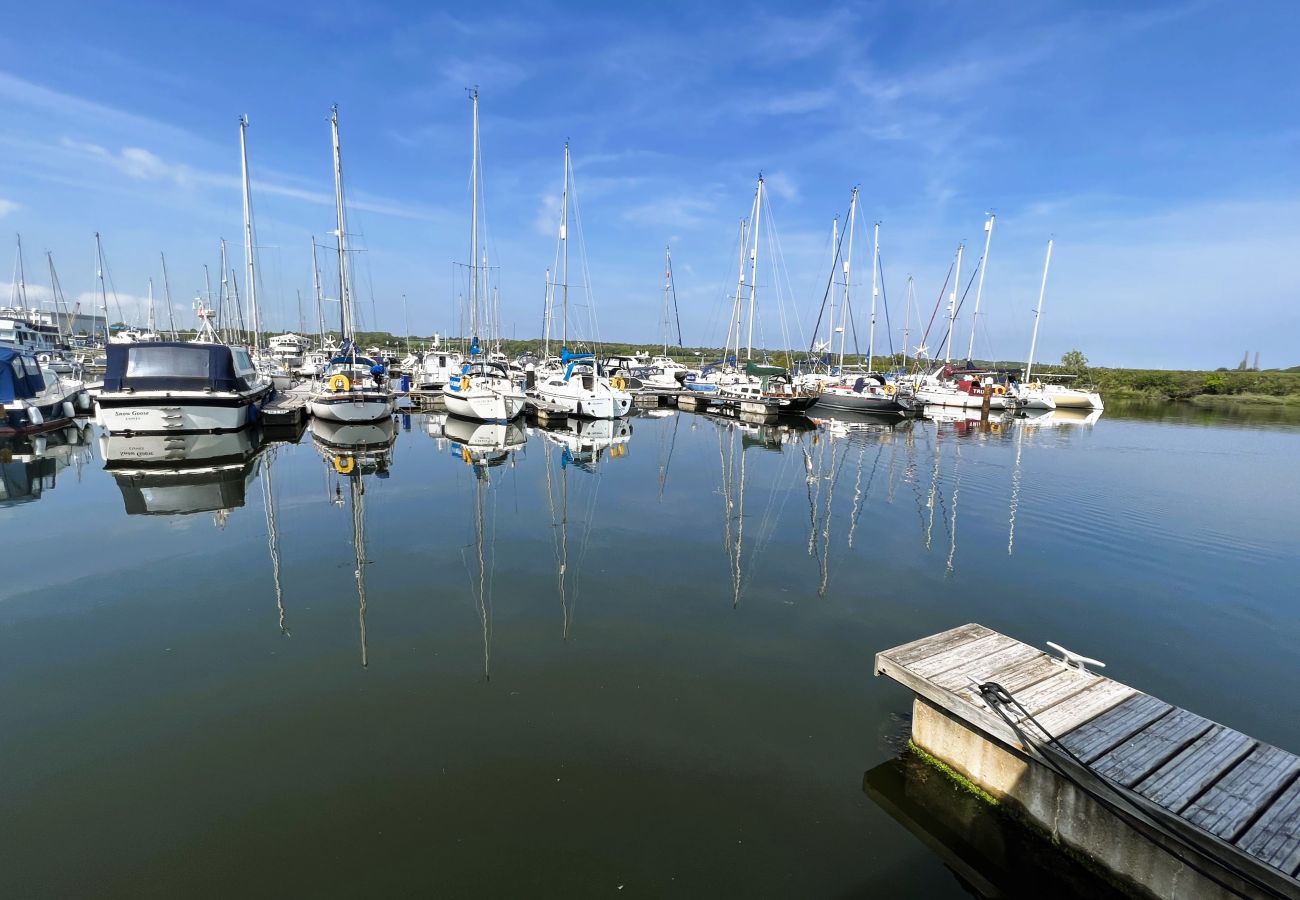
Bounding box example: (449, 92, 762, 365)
(308, 106, 396, 424)
(1010, 240, 1104, 412)
(441, 90, 526, 424)
(535, 142, 632, 419)
(707, 175, 815, 414)
(812, 191, 907, 416)
(911, 224, 1014, 412)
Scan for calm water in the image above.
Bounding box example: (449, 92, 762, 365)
(3, 402, 1299, 897)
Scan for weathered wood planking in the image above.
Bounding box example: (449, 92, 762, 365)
(1183, 745, 1300, 841)
(1058, 693, 1172, 763)
(1238, 778, 1300, 877)
(1034, 680, 1137, 738)
(884, 623, 990, 668)
(1091, 707, 1214, 787)
(877, 625, 1300, 888)
(932, 641, 1041, 691)
(908, 633, 1020, 679)
(1135, 725, 1257, 813)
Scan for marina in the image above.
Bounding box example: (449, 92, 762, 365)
(2, 401, 1298, 896)
(3, 3, 1297, 894)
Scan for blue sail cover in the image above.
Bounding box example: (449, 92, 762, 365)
(0, 348, 44, 402)
(103, 342, 241, 393)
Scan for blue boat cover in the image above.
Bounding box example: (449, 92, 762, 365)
(103, 342, 240, 393)
(0, 348, 45, 402)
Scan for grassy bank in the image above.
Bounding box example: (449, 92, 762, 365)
(1080, 368, 1300, 405)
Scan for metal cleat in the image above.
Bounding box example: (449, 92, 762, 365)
(1046, 641, 1105, 675)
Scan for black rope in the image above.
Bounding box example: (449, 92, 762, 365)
(977, 681, 1285, 899)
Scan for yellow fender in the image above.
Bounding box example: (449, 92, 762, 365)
(459, 374, 471, 391)
(993, 385, 1007, 396)
(333, 455, 355, 475)
(884, 383, 897, 395)
(461, 447, 472, 465)
(328, 373, 351, 393)
(611, 376, 626, 391)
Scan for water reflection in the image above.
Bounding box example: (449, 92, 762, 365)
(804, 413, 914, 595)
(714, 416, 811, 607)
(311, 416, 398, 668)
(540, 416, 632, 471)
(438, 414, 528, 678)
(102, 429, 269, 521)
(0, 423, 94, 506)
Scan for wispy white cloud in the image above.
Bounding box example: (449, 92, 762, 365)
(622, 193, 719, 230)
(0, 198, 19, 219)
(47, 136, 437, 221)
(763, 171, 801, 204)
(0, 70, 197, 146)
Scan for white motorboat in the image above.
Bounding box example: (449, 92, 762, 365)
(95, 341, 271, 434)
(268, 332, 310, 369)
(403, 348, 465, 391)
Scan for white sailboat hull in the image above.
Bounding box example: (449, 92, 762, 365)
(1044, 387, 1104, 410)
(914, 387, 1010, 410)
(442, 385, 526, 423)
(308, 391, 395, 423)
(537, 381, 632, 419)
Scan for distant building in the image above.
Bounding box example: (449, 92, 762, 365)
(27, 308, 109, 339)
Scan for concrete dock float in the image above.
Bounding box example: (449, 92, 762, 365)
(876, 624, 1300, 899)
(260, 392, 307, 427)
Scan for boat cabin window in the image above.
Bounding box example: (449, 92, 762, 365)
(126, 346, 212, 379)
(231, 348, 256, 376)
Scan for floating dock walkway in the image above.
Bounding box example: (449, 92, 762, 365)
(876, 624, 1300, 899)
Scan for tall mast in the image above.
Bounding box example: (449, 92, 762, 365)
(542, 268, 552, 359)
(560, 140, 570, 349)
(95, 232, 110, 344)
(217, 241, 228, 340)
(239, 115, 262, 353)
(468, 88, 480, 341)
(160, 253, 177, 340)
(146, 278, 156, 333)
(14, 234, 28, 314)
(662, 245, 671, 355)
(944, 242, 964, 364)
(310, 237, 325, 344)
(297, 289, 305, 335)
(868, 220, 880, 373)
(902, 275, 915, 370)
(205, 263, 216, 337)
(966, 213, 995, 363)
(827, 216, 838, 369)
(46, 252, 70, 342)
(1025, 238, 1053, 383)
(663, 244, 682, 352)
(728, 218, 748, 364)
(839, 189, 857, 372)
(330, 105, 351, 343)
(744, 174, 764, 362)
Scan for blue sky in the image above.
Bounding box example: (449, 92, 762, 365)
(1, 1, 1297, 368)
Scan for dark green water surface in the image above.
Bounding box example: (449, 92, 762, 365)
(2, 402, 1297, 897)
